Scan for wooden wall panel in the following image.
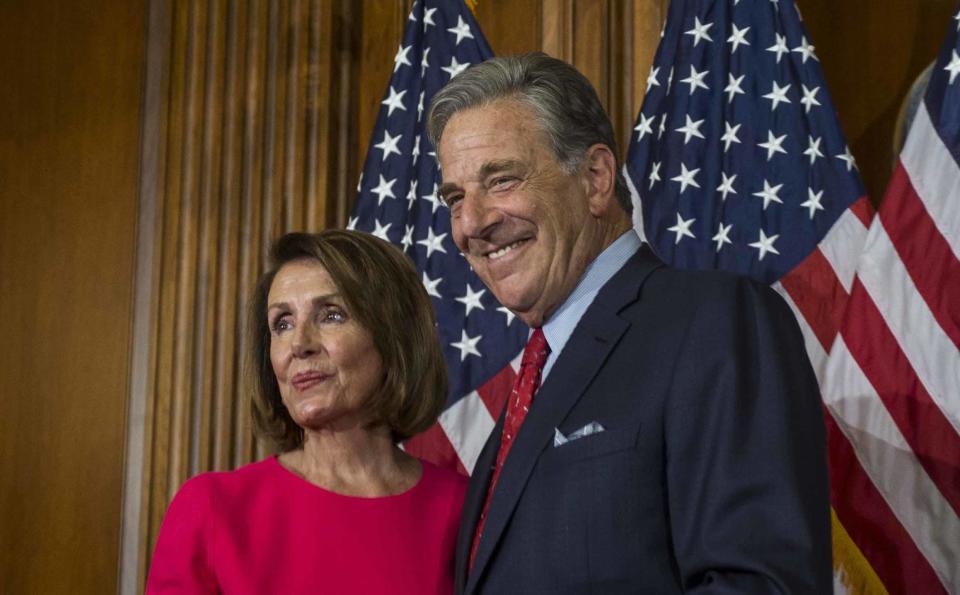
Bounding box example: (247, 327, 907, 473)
(0, 1, 146, 593)
(801, 0, 956, 202)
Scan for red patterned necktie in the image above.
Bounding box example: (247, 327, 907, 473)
(469, 328, 550, 570)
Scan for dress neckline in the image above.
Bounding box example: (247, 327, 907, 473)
(267, 455, 428, 501)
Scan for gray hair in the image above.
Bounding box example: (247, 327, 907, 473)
(426, 52, 632, 213)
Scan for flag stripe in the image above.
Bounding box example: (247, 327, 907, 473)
(841, 277, 960, 517)
(476, 357, 519, 419)
(824, 404, 948, 595)
(882, 165, 960, 351)
(438, 389, 496, 475)
(853, 222, 960, 437)
(818, 198, 873, 294)
(404, 421, 467, 474)
(827, 335, 960, 591)
(778, 249, 849, 355)
(901, 103, 960, 260)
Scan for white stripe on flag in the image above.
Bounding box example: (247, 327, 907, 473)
(856, 220, 960, 431)
(439, 391, 495, 475)
(824, 336, 960, 591)
(902, 104, 960, 260)
(818, 208, 870, 294)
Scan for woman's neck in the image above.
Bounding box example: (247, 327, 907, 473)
(279, 424, 421, 497)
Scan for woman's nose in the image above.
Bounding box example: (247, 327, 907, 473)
(291, 324, 319, 358)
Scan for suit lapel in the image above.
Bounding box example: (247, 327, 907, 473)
(465, 247, 663, 594)
(455, 413, 502, 593)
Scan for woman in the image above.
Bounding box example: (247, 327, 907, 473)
(147, 230, 466, 594)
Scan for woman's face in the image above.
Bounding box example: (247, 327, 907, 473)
(266, 259, 383, 432)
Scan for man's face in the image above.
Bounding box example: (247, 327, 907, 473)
(437, 99, 599, 327)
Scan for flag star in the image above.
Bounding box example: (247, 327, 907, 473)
(447, 15, 474, 45)
(767, 33, 789, 63)
(804, 135, 824, 164)
(758, 130, 788, 161)
(370, 174, 397, 205)
(420, 47, 431, 76)
(393, 43, 412, 72)
(422, 7, 437, 29)
(671, 163, 701, 193)
(680, 65, 710, 95)
(675, 115, 706, 144)
(346, 215, 358, 230)
(417, 91, 426, 121)
(421, 271, 442, 298)
(716, 172, 737, 200)
(455, 285, 486, 316)
(801, 188, 826, 219)
(792, 36, 818, 63)
(355, 173, 363, 193)
(727, 24, 751, 53)
(836, 146, 858, 171)
(667, 67, 674, 92)
(725, 73, 746, 102)
(497, 306, 516, 326)
(667, 213, 696, 244)
(401, 224, 414, 251)
(371, 220, 391, 241)
(684, 17, 714, 46)
(417, 227, 448, 258)
(405, 179, 419, 207)
(752, 179, 785, 209)
(646, 66, 661, 93)
(442, 56, 470, 80)
(658, 113, 668, 139)
(635, 113, 656, 140)
(422, 182, 443, 213)
(945, 50, 960, 84)
(451, 330, 482, 361)
(381, 86, 407, 116)
(955, 9, 960, 31)
(411, 135, 421, 165)
(749, 229, 781, 261)
(408, 2, 418, 22)
(721, 121, 742, 151)
(799, 85, 821, 113)
(763, 81, 792, 111)
(712, 222, 733, 252)
(374, 130, 402, 161)
(648, 161, 662, 189)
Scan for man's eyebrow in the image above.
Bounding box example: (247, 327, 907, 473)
(439, 160, 523, 199)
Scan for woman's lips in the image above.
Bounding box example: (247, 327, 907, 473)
(291, 371, 328, 391)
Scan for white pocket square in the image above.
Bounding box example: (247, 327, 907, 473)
(553, 421, 605, 447)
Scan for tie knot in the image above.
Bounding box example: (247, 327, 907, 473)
(521, 328, 550, 369)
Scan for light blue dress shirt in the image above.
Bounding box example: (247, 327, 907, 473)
(540, 230, 642, 381)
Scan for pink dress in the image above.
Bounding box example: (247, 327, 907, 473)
(146, 457, 467, 594)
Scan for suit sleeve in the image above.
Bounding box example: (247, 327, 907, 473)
(663, 279, 833, 594)
(145, 475, 219, 594)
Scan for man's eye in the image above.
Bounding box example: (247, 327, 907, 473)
(491, 177, 518, 191)
(444, 193, 463, 207)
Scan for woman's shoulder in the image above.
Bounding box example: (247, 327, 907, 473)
(175, 457, 281, 500)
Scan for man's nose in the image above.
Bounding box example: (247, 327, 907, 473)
(457, 189, 501, 238)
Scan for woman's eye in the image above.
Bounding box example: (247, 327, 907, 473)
(321, 308, 346, 323)
(271, 317, 292, 333)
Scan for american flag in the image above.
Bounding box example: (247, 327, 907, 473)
(349, 0, 527, 476)
(625, 0, 959, 593)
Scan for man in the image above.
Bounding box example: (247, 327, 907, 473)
(427, 53, 832, 594)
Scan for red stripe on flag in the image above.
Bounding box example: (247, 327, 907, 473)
(825, 410, 947, 595)
(842, 278, 960, 516)
(404, 422, 468, 475)
(880, 165, 960, 349)
(779, 247, 849, 351)
(476, 363, 517, 420)
(849, 195, 875, 228)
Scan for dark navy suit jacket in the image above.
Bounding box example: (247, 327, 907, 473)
(455, 247, 832, 594)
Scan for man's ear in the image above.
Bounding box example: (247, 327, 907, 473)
(581, 143, 618, 217)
